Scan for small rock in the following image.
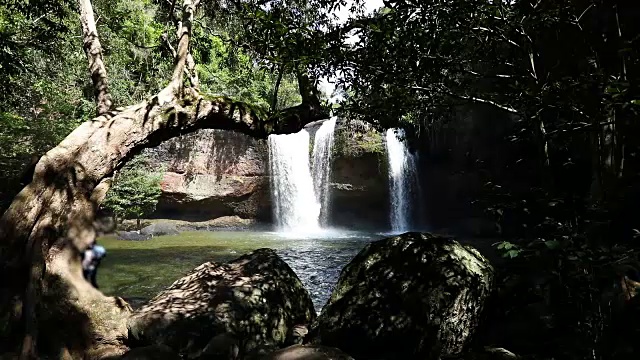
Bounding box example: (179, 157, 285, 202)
(117, 231, 152, 241)
(140, 222, 180, 237)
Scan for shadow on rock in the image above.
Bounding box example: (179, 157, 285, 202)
(1, 272, 130, 359)
(254, 344, 354, 360)
(127, 248, 316, 358)
(308, 232, 494, 360)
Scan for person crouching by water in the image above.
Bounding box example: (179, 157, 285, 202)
(82, 242, 107, 288)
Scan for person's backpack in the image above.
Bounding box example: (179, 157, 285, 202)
(93, 245, 106, 260)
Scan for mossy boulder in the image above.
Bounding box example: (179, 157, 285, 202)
(127, 248, 316, 358)
(119, 344, 180, 360)
(308, 232, 494, 359)
(256, 344, 354, 360)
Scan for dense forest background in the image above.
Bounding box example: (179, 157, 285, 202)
(1, 0, 640, 359)
(0, 0, 308, 210)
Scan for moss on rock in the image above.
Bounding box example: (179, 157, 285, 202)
(127, 248, 316, 357)
(309, 232, 494, 359)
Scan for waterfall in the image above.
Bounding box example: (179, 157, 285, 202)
(268, 130, 321, 231)
(386, 128, 419, 232)
(311, 117, 337, 226)
(268, 118, 338, 232)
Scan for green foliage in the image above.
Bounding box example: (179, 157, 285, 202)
(93, 0, 173, 105)
(0, 37, 91, 208)
(337, 130, 384, 157)
(213, 0, 343, 70)
(333, 121, 384, 158)
(0, 0, 94, 210)
(194, 32, 301, 111)
(102, 156, 163, 228)
(0, 0, 73, 99)
(494, 241, 522, 259)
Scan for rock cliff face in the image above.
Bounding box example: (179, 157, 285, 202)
(143, 129, 272, 223)
(329, 122, 389, 229)
(144, 122, 389, 229)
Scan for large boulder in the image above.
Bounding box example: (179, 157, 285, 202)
(308, 232, 494, 359)
(257, 344, 354, 360)
(127, 248, 316, 358)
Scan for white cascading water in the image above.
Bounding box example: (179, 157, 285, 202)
(386, 128, 419, 233)
(268, 130, 321, 232)
(311, 117, 337, 226)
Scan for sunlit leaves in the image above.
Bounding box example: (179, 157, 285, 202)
(495, 241, 522, 258)
(93, 0, 173, 105)
(193, 28, 301, 111)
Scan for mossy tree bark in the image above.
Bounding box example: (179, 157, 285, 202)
(0, 0, 326, 358)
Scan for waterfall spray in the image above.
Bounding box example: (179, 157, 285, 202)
(268, 130, 320, 231)
(386, 128, 419, 232)
(312, 117, 337, 226)
(268, 118, 337, 232)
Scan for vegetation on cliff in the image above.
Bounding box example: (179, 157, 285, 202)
(332, 120, 385, 158)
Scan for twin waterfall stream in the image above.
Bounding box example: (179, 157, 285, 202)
(268, 118, 337, 232)
(268, 119, 419, 233)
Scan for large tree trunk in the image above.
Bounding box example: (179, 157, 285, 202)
(271, 64, 284, 112)
(0, 0, 325, 358)
(296, 65, 323, 114)
(0, 89, 321, 359)
(78, 0, 112, 115)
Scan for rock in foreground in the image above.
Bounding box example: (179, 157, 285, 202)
(309, 232, 494, 359)
(257, 344, 354, 360)
(120, 344, 181, 360)
(127, 248, 316, 358)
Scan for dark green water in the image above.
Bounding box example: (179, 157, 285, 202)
(97, 230, 386, 311)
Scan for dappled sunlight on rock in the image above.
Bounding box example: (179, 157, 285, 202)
(127, 248, 315, 358)
(256, 344, 354, 360)
(309, 232, 494, 359)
